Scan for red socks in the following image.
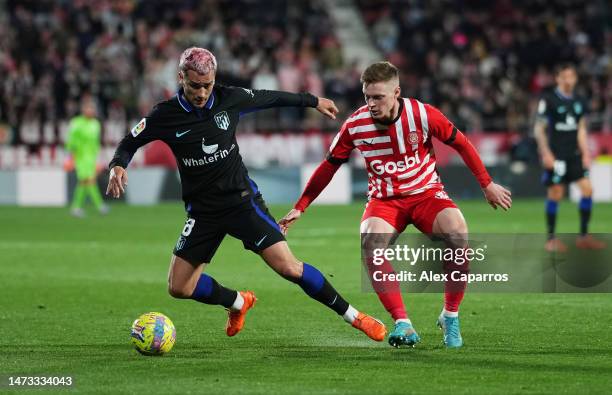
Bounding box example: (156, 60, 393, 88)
(365, 250, 468, 317)
(443, 282, 466, 312)
(443, 254, 468, 313)
(366, 257, 407, 320)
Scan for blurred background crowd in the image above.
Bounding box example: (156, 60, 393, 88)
(0, 0, 610, 147)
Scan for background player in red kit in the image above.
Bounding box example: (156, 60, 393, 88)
(280, 61, 512, 348)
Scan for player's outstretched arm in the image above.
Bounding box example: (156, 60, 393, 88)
(452, 136, 512, 211)
(315, 97, 339, 120)
(445, 132, 512, 210)
(427, 103, 512, 211)
(106, 117, 155, 198)
(236, 89, 338, 120)
(483, 182, 512, 211)
(106, 166, 128, 198)
(279, 158, 342, 235)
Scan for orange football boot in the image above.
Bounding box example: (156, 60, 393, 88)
(226, 291, 257, 337)
(352, 312, 387, 341)
(545, 238, 568, 253)
(576, 235, 606, 249)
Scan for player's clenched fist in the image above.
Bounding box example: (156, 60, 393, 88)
(106, 166, 128, 198)
(278, 208, 302, 235)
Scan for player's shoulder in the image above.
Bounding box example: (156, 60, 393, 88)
(129, 96, 180, 137)
(148, 96, 182, 119)
(414, 99, 436, 112)
(572, 93, 587, 105)
(142, 95, 191, 128)
(215, 84, 255, 102)
(345, 105, 371, 125)
(535, 89, 556, 115)
(575, 94, 588, 104)
(414, 99, 447, 123)
(402, 97, 437, 114)
(539, 88, 557, 103)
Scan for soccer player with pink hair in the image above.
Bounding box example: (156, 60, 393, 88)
(107, 47, 387, 342)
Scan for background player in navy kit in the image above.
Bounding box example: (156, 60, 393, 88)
(106, 47, 386, 341)
(534, 63, 604, 252)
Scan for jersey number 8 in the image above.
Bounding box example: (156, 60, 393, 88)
(182, 218, 196, 236)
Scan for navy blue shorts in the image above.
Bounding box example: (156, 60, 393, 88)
(173, 194, 285, 265)
(542, 155, 588, 186)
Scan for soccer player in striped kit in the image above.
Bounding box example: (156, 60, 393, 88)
(280, 61, 512, 348)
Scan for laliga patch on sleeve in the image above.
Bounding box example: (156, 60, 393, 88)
(131, 118, 146, 137)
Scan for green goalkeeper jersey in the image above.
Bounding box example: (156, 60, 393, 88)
(66, 115, 102, 180)
(66, 115, 101, 161)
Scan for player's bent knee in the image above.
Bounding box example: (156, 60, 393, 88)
(441, 233, 469, 249)
(547, 186, 564, 201)
(442, 220, 467, 235)
(261, 242, 304, 280)
(581, 184, 592, 197)
(361, 233, 389, 254)
(167, 284, 192, 299)
(434, 220, 468, 247)
(435, 225, 468, 249)
(276, 260, 303, 281)
(263, 253, 303, 280)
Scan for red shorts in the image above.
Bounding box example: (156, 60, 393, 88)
(362, 188, 458, 234)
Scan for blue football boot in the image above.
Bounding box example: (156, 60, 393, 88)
(388, 321, 420, 348)
(437, 315, 463, 348)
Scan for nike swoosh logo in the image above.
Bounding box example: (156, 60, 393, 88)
(255, 235, 268, 247)
(176, 129, 191, 137)
(363, 140, 374, 146)
(329, 295, 338, 306)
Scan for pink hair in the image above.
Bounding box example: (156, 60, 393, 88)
(179, 47, 217, 76)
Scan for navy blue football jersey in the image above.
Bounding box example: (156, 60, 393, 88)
(110, 85, 317, 212)
(537, 88, 588, 158)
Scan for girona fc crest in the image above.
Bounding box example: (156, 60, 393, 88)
(409, 132, 419, 144)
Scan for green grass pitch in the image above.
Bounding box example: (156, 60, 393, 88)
(1, 199, 611, 394)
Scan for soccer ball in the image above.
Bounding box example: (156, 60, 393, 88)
(130, 312, 176, 355)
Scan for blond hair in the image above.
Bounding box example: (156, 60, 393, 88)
(360, 61, 399, 85)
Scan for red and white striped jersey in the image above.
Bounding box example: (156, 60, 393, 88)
(328, 98, 458, 200)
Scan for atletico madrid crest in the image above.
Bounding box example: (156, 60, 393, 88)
(214, 111, 230, 130)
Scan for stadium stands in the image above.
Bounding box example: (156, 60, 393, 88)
(0, 1, 609, 146)
(356, 0, 610, 133)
